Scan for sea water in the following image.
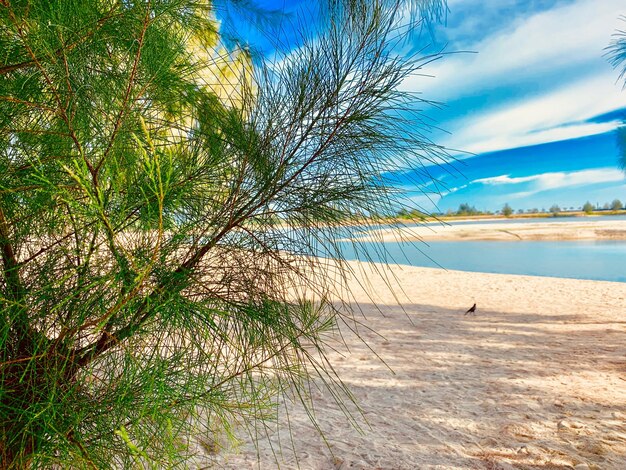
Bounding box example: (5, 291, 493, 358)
(334, 238, 626, 283)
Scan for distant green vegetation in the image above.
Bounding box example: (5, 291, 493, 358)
(549, 204, 561, 216)
(396, 208, 430, 220)
(394, 198, 626, 221)
(449, 203, 492, 217)
(502, 203, 513, 217)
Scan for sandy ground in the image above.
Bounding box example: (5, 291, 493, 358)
(195, 261, 626, 469)
(357, 219, 626, 241)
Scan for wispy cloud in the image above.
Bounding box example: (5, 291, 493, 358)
(406, 0, 624, 100)
(472, 168, 625, 194)
(473, 174, 538, 185)
(401, 0, 626, 154)
(443, 70, 624, 153)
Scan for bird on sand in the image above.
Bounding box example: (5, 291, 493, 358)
(465, 303, 477, 315)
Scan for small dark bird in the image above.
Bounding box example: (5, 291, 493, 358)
(465, 303, 477, 315)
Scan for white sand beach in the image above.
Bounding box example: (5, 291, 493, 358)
(358, 218, 626, 242)
(200, 260, 626, 469)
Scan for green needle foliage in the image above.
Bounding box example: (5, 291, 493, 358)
(608, 16, 626, 170)
(608, 16, 626, 86)
(0, 0, 446, 467)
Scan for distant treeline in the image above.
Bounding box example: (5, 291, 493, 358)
(396, 199, 626, 219)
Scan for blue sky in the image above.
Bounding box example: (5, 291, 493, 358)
(229, 0, 626, 213)
(398, 0, 626, 213)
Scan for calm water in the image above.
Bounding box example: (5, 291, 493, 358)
(334, 239, 626, 283)
(272, 217, 626, 282)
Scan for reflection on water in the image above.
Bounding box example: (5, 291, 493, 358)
(334, 239, 626, 283)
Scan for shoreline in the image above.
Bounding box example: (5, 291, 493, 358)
(355, 218, 626, 242)
(361, 263, 626, 284)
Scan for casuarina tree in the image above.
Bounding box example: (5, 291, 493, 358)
(0, 0, 447, 467)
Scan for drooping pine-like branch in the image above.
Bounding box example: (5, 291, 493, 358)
(0, 0, 447, 467)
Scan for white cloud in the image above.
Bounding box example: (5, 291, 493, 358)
(460, 122, 617, 155)
(462, 73, 621, 135)
(449, 89, 621, 152)
(400, 0, 626, 154)
(474, 174, 538, 185)
(404, 0, 625, 100)
(472, 168, 625, 194)
(444, 77, 623, 152)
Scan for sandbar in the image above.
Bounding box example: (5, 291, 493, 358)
(356, 219, 626, 242)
